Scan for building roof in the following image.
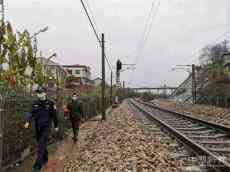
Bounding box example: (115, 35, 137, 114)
(37, 57, 56, 65)
(37, 57, 67, 74)
(62, 64, 91, 69)
(93, 77, 102, 81)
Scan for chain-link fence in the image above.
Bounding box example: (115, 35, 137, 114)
(0, 88, 106, 170)
(197, 95, 230, 108)
(1, 95, 34, 167)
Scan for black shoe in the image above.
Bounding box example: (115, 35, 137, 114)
(32, 162, 42, 172)
(72, 137, 78, 143)
(43, 157, 48, 165)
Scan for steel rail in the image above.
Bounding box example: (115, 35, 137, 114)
(141, 100, 230, 133)
(130, 99, 230, 172)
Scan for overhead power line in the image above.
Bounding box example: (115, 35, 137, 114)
(135, 0, 160, 63)
(84, 0, 100, 34)
(80, 0, 113, 72)
(141, 0, 160, 54)
(136, 0, 157, 56)
(212, 29, 230, 43)
(80, 0, 100, 43)
(129, 0, 161, 85)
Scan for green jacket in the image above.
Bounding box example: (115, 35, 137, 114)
(67, 99, 83, 121)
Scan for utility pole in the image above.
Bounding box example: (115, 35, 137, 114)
(110, 71, 113, 105)
(101, 33, 106, 121)
(0, 2, 3, 164)
(163, 84, 167, 98)
(56, 67, 59, 92)
(192, 64, 196, 104)
(123, 81, 125, 100)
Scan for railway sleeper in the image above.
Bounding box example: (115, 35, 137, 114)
(170, 124, 200, 128)
(166, 122, 194, 125)
(208, 148, 230, 153)
(197, 140, 230, 145)
(176, 127, 207, 131)
(181, 130, 214, 135)
(188, 134, 228, 139)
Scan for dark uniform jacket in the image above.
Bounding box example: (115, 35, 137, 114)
(67, 99, 83, 121)
(26, 99, 58, 128)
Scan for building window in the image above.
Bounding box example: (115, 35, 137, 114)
(67, 69, 72, 74)
(75, 70, 80, 74)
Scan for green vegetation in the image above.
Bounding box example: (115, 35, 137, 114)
(0, 21, 55, 90)
(197, 42, 230, 106)
(199, 43, 229, 83)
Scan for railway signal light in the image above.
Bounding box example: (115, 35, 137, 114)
(116, 59, 122, 71)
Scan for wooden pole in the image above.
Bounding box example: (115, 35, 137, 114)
(101, 33, 106, 120)
(110, 71, 113, 105)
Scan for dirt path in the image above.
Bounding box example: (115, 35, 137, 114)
(45, 120, 100, 172)
(6, 118, 100, 172)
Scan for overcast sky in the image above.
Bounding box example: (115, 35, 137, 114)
(6, 0, 230, 87)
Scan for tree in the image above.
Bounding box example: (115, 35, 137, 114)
(0, 21, 53, 90)
(199, 43, 227, 65)
(197, 42, 230, 105)
(199, 43, 228, 82)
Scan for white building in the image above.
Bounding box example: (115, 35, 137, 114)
(0, 57, 67, 90)
(62, 64, 91, 80)
(37, 57, 67, 81)
(62, 64, 92, 87)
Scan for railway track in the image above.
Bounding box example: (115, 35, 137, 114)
(130, 99, 230, 172)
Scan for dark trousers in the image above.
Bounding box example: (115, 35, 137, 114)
(71, 120, 80, 139)
(35, 126, 49, 165)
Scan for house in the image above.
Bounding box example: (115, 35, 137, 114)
(37, 57, 67, 89)
(92, 77, 111, 87)
(62, 64, 93, 90)
(0, 56, 67, 90)
(93, 77, 102, 86)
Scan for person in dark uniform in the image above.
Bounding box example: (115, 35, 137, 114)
(65, 93, 83, 143)
(24, 86, 59, 172)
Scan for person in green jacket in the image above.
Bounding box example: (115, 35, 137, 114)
(65, 93, 83, 143)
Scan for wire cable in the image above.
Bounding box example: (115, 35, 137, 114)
(84, 0, 101, 34)
(141, 0, 160, 55)
(129, 0, 160, 85)
(80, 0, 100, 43)
(136, 0, 157, 55)
(80, 0, 113, 72)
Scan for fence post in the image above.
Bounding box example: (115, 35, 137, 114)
(0, 98, 4, 169)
